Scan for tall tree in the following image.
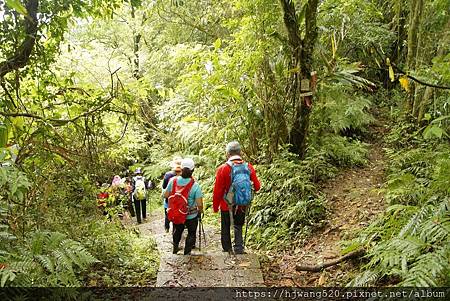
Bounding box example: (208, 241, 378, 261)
(405, 0, 424, 114)
(280, 0, 319, 158)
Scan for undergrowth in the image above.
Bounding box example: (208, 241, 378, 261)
(348, 122, 450, 287)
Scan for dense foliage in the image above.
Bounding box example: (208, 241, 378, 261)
(0, 0, 448, 288)
(349, 122, 450, 286)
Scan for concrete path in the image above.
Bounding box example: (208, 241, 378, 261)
(137, 210, 265, 287)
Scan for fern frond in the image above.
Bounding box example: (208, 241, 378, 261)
(401, 245, 450, 287)
(399, 205, 433, 237)
(348, 270, 379, 287)
(52, 250, 74, 274)
(420, 217, 450, 243)
(35, 255, 54, 273)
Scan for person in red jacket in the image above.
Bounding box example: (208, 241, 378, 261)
(213, 141, 261, 254)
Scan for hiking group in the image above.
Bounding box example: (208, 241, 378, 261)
(97, 168, 151, 224)
(162, 141, 260, 255)
(97, 140, 261, 255)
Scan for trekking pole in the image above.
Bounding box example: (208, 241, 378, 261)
(198, 213, 202, 252)
(243, 190, 254, 248)
(243, 203, 251, 248)
(201, 214, 206, 248)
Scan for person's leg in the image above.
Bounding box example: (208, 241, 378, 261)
(134, 196, 142, 224)
(164, 207, 170, 232)
(184, 217, 198, 255)
(142, 199, 147, 220)
(221, 211, 232, 252)
(172, 223, 184, 254)
(233, 209, 246, 254)
(128, 196, 135, 217)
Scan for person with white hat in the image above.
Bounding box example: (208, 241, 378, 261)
(132, 167, 149, 224)
(162, 157, 183, 233)
(164, 158, 203, 255)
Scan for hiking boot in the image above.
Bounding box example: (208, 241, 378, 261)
(235, 250, 247, 255)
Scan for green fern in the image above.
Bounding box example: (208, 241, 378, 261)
(1, 231, 98, 287)
(350, 146, 450, 287)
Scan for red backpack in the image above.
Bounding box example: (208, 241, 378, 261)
(167, 178, 195, 224)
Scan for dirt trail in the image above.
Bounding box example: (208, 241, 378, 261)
(262, 117, 388, 286)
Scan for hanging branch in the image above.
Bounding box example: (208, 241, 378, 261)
(370, 43, 450, 90)
(0, 0, 39, 78)
(390, 62, 450, 90)
(0, 96, 115, 125)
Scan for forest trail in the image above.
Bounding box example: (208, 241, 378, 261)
(137, 210, 265, 287)
(263, 115, 389, 286)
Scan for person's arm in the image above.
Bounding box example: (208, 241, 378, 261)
(248, 163, 261, 192)
(196, 197, 203, 213)
(212, 166, 226, 213)
(194, 184, 204, 213)
(163, 178, 174, 199)
(162, 173, 171, 189)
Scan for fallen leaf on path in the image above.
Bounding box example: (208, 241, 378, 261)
(318, 273, 326, 286)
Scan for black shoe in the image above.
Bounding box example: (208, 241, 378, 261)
(173, 246, 179, 254)
(235, 250, 247, 255)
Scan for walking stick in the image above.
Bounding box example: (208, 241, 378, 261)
(243, 203, 251, 248)
(243, 190, 254, 248)
(198, 214, 202, 252)
(201, 215, 206, 248)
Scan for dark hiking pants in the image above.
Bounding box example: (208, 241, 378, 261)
(127, 196, 135, 217)
(164, 206, 170, 231)
(173, 217, 198, 255)
(134, 198, 147, 223)
(221, 209, 246, 253)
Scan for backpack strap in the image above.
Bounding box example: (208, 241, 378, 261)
(182, 178, 195, 198)
(170, 178, 178, 196)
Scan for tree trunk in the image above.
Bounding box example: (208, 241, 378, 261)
(416, 20, 449, 122)
(0, 0, 39, 78)
(405, 0, 423, 114)
(280, 0, 319, 159)
(131, 5, 141, 79)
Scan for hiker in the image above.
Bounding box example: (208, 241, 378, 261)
(162, 157, 183, 233)
(124, 177, 135, 217)
(164, 158, 203, 255)
(213, 141, 260, 254)
(132, 168, 149, 224)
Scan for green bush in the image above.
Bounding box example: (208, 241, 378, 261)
(319, 134, 369, 167)
(83, 221, 159, 286)
(248, 153, 327, 249)
(1, 231, 98, 287)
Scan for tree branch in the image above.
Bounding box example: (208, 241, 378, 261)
(296, 249, 365, 272)
(0, 0, 39, 78)
(391, 63, 450, 90)
(0, 96, 115, 125)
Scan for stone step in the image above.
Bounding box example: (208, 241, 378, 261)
(159, 253, 261, 272)
(156, 268, 265, 287)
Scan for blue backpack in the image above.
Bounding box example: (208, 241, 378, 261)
(227, 161, 252, 206)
